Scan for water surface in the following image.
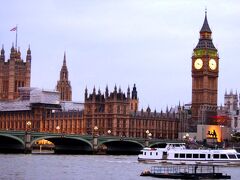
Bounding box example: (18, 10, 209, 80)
(0, 154, 239, 180)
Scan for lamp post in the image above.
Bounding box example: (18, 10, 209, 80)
(26, 121, 32, 131)
(107, 129, 111, 136)
(148, 133, 152, 139)
(56, 125, 60, 133)
(146, 130, 149, 135)
(93, 126, 98, 153)
(25, 121, 32, 154)
(145, 130, 150, 147)
(183, 133, 190, 148)
(183, 135, 186, 140)
(94, 126, 98, 135)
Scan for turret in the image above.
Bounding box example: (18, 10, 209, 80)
(0, 45, 5, 61)
(132, 84, 137, 99)
(130, 84, 139, 112)
(16, 47, 21, 60)
(105, 85, 109, 98)
(146, 105, 151, 115)
(127, 86, 130, 99)
(93, 86, 96, 95)
(85, 87, 88, 100)
(26, 45, 31, 62)
(10, 43, 16, 59)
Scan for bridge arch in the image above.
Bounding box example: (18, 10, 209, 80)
(31, 136, 93, 154)
(149, 142, 167, 148)
(0, 134, 25, 153)
(98, 139, 144, 155)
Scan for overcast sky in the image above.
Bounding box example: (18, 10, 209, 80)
(1, 0, 240, 111)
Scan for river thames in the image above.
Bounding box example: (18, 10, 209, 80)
(0, 154, 239, 180)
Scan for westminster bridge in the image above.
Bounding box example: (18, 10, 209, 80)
(0, 130, 180, 154)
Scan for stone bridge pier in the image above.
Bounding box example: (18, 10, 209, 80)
(24, 132, 32, 154)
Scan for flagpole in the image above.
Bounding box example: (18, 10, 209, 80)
(15, 25, 18, 49)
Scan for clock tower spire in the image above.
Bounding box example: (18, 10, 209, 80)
(191, 11, 219, 131)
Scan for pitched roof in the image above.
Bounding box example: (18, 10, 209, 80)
(200, 12, 212, 33)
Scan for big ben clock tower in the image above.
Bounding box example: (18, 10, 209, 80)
(191, 11, 219, 131)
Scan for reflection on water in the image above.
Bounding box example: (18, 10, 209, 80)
(0, 154, 239, 180)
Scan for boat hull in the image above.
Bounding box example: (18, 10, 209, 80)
(138, 158, 240, 166)
(140, 172, 231, 179)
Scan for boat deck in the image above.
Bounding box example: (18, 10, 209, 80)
(140, 164, 231, 179)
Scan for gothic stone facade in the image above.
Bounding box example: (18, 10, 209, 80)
(0, 86, 182, 139)
(84, 85, 180, 139)
(0, 45, 31, 100)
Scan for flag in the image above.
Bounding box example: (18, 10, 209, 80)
(10, 26, 17, 31)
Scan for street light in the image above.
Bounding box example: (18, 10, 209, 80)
(94, 126, 98, 131)
(146, 130, 150, 135)
(25, 121, 32, 153)
(26, 121, 31, 131)
(93, 126, 98, 136)
(148, 133, 152, 139)
(145, 130, 151, 147)
(93, 126, 99, 153)
(107, 129, 111, 135)
(56, 126, 60, 133)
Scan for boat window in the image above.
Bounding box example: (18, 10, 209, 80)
(144, 152, 146, 155)
(156, 152, 158, 156)
(150, 152, 152, 156)
(237, 154, 240, 159)
(193, 154, 199, 158)
(228, 154, 237, 159)
(213, 154, 219, 159)
(208, 154, 211, 159)
(186, 154, 192, 158)
(180, 154, 185, 158)
(220, 154, 228, 159)
(200, 154, 205, 158)
(174, 153, 179, 158)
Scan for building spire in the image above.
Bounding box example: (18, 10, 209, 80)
(85, 86, 88, 100)
(105, 85, 109, 98)
(26, 45, 31, 62)
(200, 9, 212, 33)
(63, 51, 66, 66)
(194, 10, 216, 51)
(56, 52, 72, 101)
(0, 45, 5, 61)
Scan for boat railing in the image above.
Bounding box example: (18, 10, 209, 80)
(150, 165, 219, 175)
(165, 144, 186, 150)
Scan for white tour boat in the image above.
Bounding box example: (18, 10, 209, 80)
(138, 143, 240, 166)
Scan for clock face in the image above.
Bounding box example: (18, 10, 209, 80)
(194, 58, 203, 70)
(209, 59, 217, 70)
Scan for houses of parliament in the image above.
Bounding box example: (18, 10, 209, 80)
(0, 12, 222, 140)
(0, 44, 184, 139)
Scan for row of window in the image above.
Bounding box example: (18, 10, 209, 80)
(143, 152, 240, 160)
(174, 153, 240, 159)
